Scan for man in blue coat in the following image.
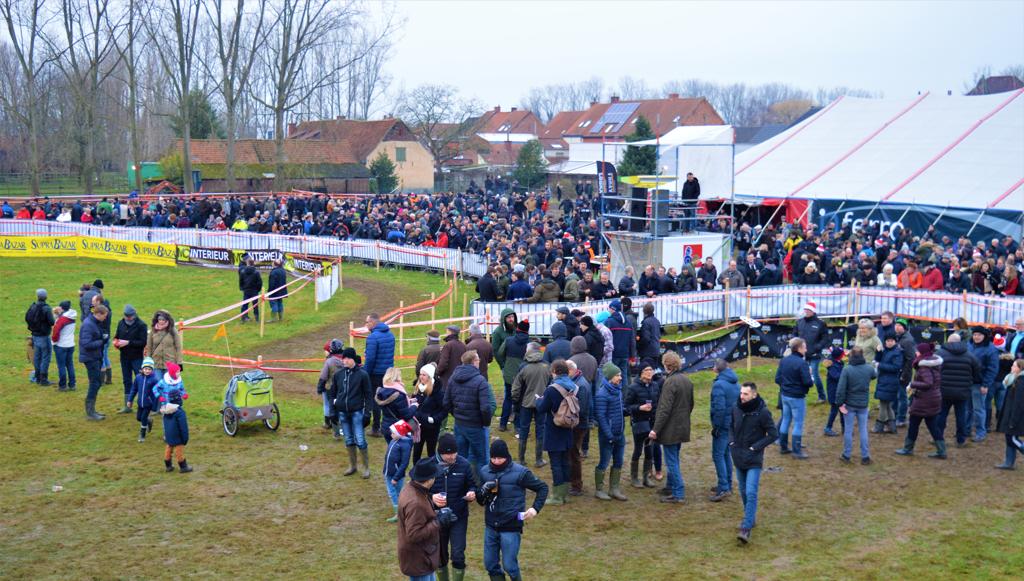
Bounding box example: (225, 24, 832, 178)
(364, 312, 396, 437)
(79, 304, 109, 421)
(775, 337, 814, 459)
(606, 299, 637, 386)
(709, 360, 741, 502)
(968, 326, 1000, 442)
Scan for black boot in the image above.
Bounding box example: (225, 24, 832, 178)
(138, 427, 147, 443)
(85, 398, 105, 421)
(179, 460, 193, 473)
(518, 440, 528, 465)
(103, 369, 112, 385)
(778, 433, 790, 454)
(164, 459, 174, 472)
(323, 416, 332, 430)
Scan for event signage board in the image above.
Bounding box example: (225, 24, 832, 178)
(813, 199, 1021, 243)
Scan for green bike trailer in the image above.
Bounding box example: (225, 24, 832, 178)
(220, 370, 280, 436)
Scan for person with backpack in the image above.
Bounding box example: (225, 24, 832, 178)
(26, 288, 55, 386)
(534, 359, 579, 506)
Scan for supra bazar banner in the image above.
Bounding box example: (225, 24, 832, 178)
(78, 236, 177, 266)
(0, 235, 78, 257)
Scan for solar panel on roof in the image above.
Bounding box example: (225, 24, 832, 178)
(590, 102, 640, 134)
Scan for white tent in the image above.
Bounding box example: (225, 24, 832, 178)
(734, 91, 1024, 211)
(630, 125, 734, 199)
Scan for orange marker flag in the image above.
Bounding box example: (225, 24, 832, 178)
(213, 324, 228, 340)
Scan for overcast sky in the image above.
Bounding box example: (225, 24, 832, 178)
(382, 0, 1024, 107)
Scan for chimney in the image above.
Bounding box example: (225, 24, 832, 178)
(287, 122, 296, 136)
(610, 95, 620, 103)
(668, 93, 679, 99)
(511, 107, 517, 112)
(494, 106, 501, 112)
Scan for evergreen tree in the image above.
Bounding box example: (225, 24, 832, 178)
(617, 115, 657, 177)
(513, 139, 546, 190)
(171, 89, 225, 140)
(369, 150, 399, 193)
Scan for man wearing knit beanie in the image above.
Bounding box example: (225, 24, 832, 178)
(430, 432, 475, 581)
(478, 439, 548, 581)
(27, 288, 55, 385)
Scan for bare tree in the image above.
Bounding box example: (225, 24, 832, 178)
(143, 0, 203, 193)
(397, 83, 480, 172)
(616, 75, 654, 101)
(46, 0, 124, 194)
(113, 0, 143, 193)
(0, 0, 57, 195)
(253, 0, 363, 189)
(204, 0, 269, 191)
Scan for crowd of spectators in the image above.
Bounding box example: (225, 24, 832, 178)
(4, 190, 1022, 300)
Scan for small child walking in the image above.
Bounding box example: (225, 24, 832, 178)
(383, 419, 414, 523)
(824, 346, 847, 437)
(152, 361, 193, 473)
(129, 357, 161, 442)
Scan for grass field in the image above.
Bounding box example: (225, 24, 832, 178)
(1, 257, 1021, 580)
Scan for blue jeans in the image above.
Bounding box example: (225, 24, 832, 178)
(896, 381, 909, 422)
(735, 467, 762, 529)
(120, 357, 142, 404)
(597, 433, 625, 470)
(971, 386, 988, 439)
(385, 477, 404, 508)
(269, 299, 283, 314)
(483, 527, 522, 578)
(938, 398, 969, 445)
(548, 450, 570, 485)
(32, 335, 52, 381)
(454, 423, 488, 474)
(102, 339, 110, 370)
(779, 395, 807, 437)
(54, 345, 76, 388)
(712, 431, 733, 492)
(84, 359, 103, 401)
(518, 407, 545, 458)
(409, 574, 436, 581)
(322, 392, 333, 417)
(992, 384, 1007, 426)
(337, 409, 367, 449)
(662, 442, 685, 499)
(808, 358, 825, 400)
(499, 383, 518, 429)
(842, 406, 870, 459)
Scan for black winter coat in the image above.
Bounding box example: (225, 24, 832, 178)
(267, 266, 288, 299)
(430, 455, 477, 517)
(729, 395, 778, 470)
(239, 265, 263, 294)
(638, 314, 662, 360)
(796, 315, 829, 358)
(997, 375, 1024, 437)
(624, 378, 660, 434)
(443, 364, 494, 428)
(329, 365, 372, 414)
(937, 341, 980, 402)
(477, 461, 547, 533)
(414, 382, 448, 427)
(114, 318, 148, 361)
(582, 326, 604, 362)
(476, 273, 500, 301)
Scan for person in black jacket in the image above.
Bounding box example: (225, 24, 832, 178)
(476, 266, 500, 301)
(430, 433, 478, 580)
(795, 301, 829, 402)
(113, 305, 148, 414)
(26, 288, 55, 385)
(936, 335, 981, 453)
(238, 257, 263, 323)
(79, 304, 109, 421)
(580, 316, 605, 363)
(477, 439, 547, 581)
(730, 382, 779, 544)
(443, 350, 496, 480)
(330, 348, 373, 478)
(413, 363, 446, 462)
(638, 303, 662, 371)
(267, 259, 288, 322)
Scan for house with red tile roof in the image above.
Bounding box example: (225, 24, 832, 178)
(289, 117, 435, 191)
(560, 94, 724, 142)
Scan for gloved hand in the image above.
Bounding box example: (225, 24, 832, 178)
(478, 481, 498, 506)
(435, 507, 458, 529)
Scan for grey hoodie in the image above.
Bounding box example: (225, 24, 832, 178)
(569, 336, 598, 388)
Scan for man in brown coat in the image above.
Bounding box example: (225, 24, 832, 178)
(397, 458, 442, 579)
(465, 324, 494, 382)
(436, 325, 467, 388)
(415, 330, 442, 378)
(649, 351, 694, 503)
(525, 268, 561, 303)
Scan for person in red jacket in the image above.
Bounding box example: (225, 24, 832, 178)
(31, 206, 46, 220)
(921, 262, 944, 291)
(897, 261, 923, 289)
(15, 206, 31, 219)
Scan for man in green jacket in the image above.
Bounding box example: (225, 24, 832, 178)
(511, 343, 550, 468)
(649, 351, 694, 503)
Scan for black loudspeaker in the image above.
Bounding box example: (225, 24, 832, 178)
(651, 189, 670, 237)
(629, 187, 647, 232)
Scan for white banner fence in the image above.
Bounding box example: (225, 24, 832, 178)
(3, 219, 1021, 333)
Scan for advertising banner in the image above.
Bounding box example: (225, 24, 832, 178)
(78, 236, 176, 266)
(233, 249, 285, 268)
(0, 235, 78, 257)
(176, 245, 234, 267)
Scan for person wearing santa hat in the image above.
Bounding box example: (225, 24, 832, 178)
(384, 419, 415, 523)
(152, 361, 192, 473)
(795, 301, 829, 403)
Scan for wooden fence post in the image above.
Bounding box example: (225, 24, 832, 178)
(431, 292, 437, 322)
(399, 301, 405, 356)
(375, 242, 381, 272)
(339, 259, 344, 291)
(960, 290, 967, 320)
(259, 293, 266, 338)
(313, 269, 319, 312)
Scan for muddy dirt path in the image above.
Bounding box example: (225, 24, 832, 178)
(256, 276, 408, 396)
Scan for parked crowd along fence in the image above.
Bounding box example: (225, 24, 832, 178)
(4, 220, 1023, 335)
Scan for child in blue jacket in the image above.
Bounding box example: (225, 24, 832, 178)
(152, 361, 192, 473)
(824, 346, 846, 437)
(129, 357, 161, 442)
(383, 419, 414, 522)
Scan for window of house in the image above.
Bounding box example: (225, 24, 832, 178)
(395, 147, 406, 162)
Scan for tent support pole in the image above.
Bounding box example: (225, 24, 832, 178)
(928, 206, 948, 230)
(751, 201, 787, 247)
(966, 210, 987, 237)
(861, 199, 883, 225)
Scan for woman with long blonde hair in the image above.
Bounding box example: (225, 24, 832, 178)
(375, 367, 417, 443)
